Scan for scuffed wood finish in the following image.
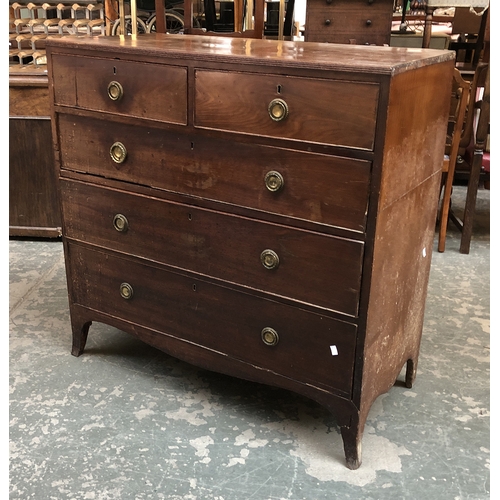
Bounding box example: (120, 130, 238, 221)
(57, 113, 371, 232)
(47, 34, 454, 469)
(46, 34, 455, 74)
(60, 179, 364, 316)
(51, 54, 188, 124)
(67, 242, 358, 395)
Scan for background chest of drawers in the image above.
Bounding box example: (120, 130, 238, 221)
(47, 34, 454, 469)
(305, 0, 394, 45)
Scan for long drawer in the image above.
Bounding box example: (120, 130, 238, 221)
(195, 70, 379, 150)
(61, 179, 364, 316)
(67, 242, 358, 395)
(50, 55, 187, 125)
(57, 114, 371, 232)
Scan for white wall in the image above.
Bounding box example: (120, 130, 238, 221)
(294, 0, 307, 27)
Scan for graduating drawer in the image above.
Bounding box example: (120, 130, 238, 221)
(195, 70, 379, 150)
(67, 242, 358, 396)
(61, 179, 364, 316)
(57, 114, 370, 232)
(50, 54, 187, 125)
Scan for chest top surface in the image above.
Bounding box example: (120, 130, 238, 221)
(46, 33, 455, 74)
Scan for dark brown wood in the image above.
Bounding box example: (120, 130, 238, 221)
(46, 34, 454, 469)
(459, 64, 489, 254)
(56, 113, 371, 232)
(154, 0, 166, 33)
(67, 241, 358, 394)
(305, 0, 394, 45)
(50, 55, 188, 124)
(10, 87, 51, 117)
(438, 70, 470, 253)
(9, 69, 62, 237)
(60, 178, 364, 316)
(9, 118, 61, 237)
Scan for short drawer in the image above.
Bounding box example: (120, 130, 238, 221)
(50, 54, 187, 125)
(61, 179, 364, 316)
(67, 242, 358, 395)
(195, 70, 379, 150)
(57, 114, 370, 232)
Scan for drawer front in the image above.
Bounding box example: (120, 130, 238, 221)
(57, 114, 370, 232)
(61, 179, 364, 316)
(195, 70, 379, 150)
(51, 54, 187, 125)
(305, 0, 393, 45)
(67, 242, 357, 395)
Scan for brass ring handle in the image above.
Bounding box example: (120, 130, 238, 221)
(264, 171, 284, 192)
(120, 282, 134, 300)
(260, 249, 280, 270)
(268, 98, 288, 122)
(261, 327, 279, 346)
(113, 214, 129, 232)
(110, 142, 127, 164)
(107, 81, 124, 101)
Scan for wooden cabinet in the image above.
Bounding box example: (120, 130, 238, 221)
(46, 34, 454, 469)
(9, 70, 62, 237)
(305, 0, 394, 45)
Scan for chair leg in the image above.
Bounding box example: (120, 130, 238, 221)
(438, 171, 453, 253)
(459, 150, 483, 254)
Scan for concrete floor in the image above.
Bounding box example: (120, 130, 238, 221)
(9, 185, 490, 499)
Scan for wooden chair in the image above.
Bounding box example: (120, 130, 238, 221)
(437, 67, 471, 252)
(449, 63, 489, 253)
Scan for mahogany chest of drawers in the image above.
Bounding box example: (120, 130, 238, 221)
(305, 0, 394, 45)
(47, 34, 454, 469)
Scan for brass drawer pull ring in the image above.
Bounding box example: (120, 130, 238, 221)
(268, 98, 288, 122)
(264, 170, 284, 192)
(113, 214, 129, 232)
(120, 282, 134, 300)
(261, 327, 279, 346)
(260, 249, 280, 270)
(107, 81, 124, 101)
(110, 142, 127, 164)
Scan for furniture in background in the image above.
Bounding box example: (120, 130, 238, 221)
(108, 0, 296, 39)
(438, 68, 470, 252)
(304, 0, 394, 45)
(449, 6, 488, 68)
(9, 1, 105, 238)
(448, 63, 489, 253)
(9, 69, 61, 238)
(390, 32, 450, 49)
(422, 0, 489, 51)
(47, 34, 454, 469)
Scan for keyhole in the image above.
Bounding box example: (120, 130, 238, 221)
(188, 213, 192, 221)
(277, 85, 282, 94)
(113, 66, 117, 75)
(191, 141, 194, 150)
(192, 284, 197, 291)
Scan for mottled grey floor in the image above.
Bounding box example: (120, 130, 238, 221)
(9, 185, 490, 499)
